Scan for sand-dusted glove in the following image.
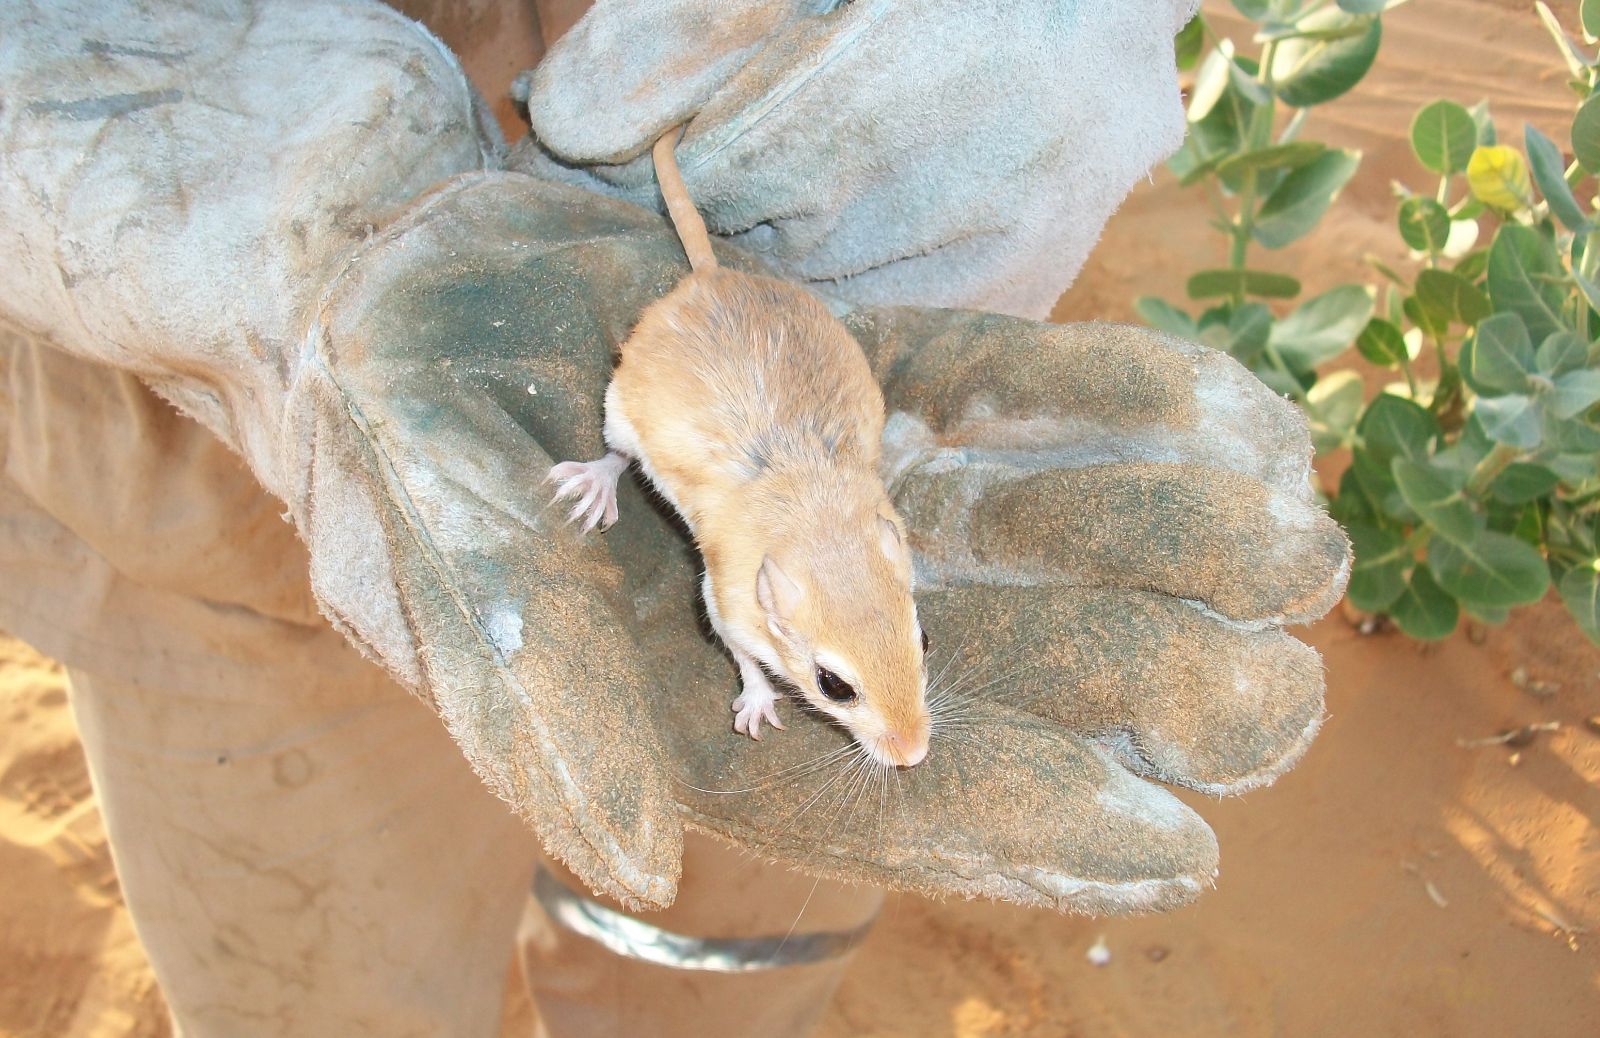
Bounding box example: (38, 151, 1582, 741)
(0, 0, 1346, 914)
(515, 0, 1201, 318)
(304, 172, 1349, 912)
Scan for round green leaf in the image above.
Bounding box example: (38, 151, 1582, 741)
(1346, 522, 1409, 611)
(1186, 268, 1303, 300)
(1584, 0, 1600, 41)
(1467, 313, 1534, 395)
(1552, 369, 1600, 418)
(1524, 123, 1591, 233)
(1253, 363, 1314, 399)
(1543, 410, 1600, 452)
(1410, 100, 1477, 174)
(1175, 14, 1205, 73)
(1402, 293, 1448, 341)
(1454, 249, 1490, 281)
(1475, 393, 1543, 448)
(1489, 462, 1561, 504)
(1214, 140, 1327, 178)
(1356, 317, 1408, 367)
(1415, 268, 1491, 326)
(1136, 297, 1198, 339)
(1332, 465, 1378, 525)
(1351, 448, 1413, 521)
(1428, 529, 1551, 608)
(1535, 330, 1587, 376)
(1268, 284, 1374, 368)
(1547, 452, 1600, 484)
(1506, 499, 1543, 544)
(1388, 566, 1460, 640)
(1252, 149, 1361, 249)
(1572, 93, 1600, 173)
(1558, 565, 1600, 645)
(1397, 197, 1450, 253)
(1358, 393, 1438, 461)
(1486, 225, 1568, 344)
(1392, 458, 1478, 544)
(1183, 52, 1261, 178)
(1225, 302, 1274, 365)
(1270, 10, 1382, 108)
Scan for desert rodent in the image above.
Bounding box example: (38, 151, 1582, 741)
(548, 127, 931, 769)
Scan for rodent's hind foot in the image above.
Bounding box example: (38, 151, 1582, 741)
(732, 664, 786, 741)
(546, 453, 628, 532)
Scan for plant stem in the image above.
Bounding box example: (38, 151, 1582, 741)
(1228, 40, 1281, 307)
(1466, 443, 1521, 498)
(1231, 176, 1256, 273)
(1578, 227, 1600, 341)
(1399, 356, 1420, 400)
(1428, 333, 1448, 391)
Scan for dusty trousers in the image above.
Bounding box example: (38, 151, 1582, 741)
(1, 337, 882, 1036)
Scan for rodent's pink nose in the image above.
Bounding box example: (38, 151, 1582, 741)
(886, 730, 929, 767)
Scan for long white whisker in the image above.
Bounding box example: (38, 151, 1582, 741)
(677, 742, 857, 795)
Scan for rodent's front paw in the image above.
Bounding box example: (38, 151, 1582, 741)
(731, 683, 785, 741)
(546, 454, 627, 532)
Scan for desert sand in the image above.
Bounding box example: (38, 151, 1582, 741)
(2, 1, 1598, 1035)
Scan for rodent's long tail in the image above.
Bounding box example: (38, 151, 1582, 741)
(652, 126, 718, 272)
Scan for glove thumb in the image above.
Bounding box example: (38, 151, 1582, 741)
(526, 0, 809, 163)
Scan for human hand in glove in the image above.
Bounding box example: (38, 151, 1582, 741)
(517, 0, 1200, 318)
(0, 0, 1344, 916)
(305, 172, 1348, 912)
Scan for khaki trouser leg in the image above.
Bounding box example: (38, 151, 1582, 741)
(65, 666, 538, 1038)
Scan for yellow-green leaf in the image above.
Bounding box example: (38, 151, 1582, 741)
(1466, 146, 1531, 211)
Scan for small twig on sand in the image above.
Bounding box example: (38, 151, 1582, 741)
(1534, 905, 1587, 952)
(1401, 861, 1449, 908)
(1456, 721, 1560, 749)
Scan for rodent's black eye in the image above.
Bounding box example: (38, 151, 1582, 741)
(816, 667, 857, 703)
(920, 628, 930, 653)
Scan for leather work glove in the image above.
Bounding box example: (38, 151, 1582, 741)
(516, 0, 1202, 319)
(0, 0, 1346, 913)
(310, 174, 1348, 912)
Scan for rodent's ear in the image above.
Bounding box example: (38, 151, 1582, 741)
(757, 556, 804, 620)
(877, 515, 906, 563)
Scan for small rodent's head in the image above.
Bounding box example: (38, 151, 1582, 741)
(754, 509, 930, 768)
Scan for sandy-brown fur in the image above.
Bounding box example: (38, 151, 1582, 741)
(651, 127, 717, 272)
(609, 265, 929, 752)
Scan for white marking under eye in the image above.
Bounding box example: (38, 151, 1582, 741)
(812, 650, 862, 695)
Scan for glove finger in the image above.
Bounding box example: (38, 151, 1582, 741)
(599, 462, 1220, 914)
(525, 0, 811, 164)
(663, 663, 1219, 915)
(894, 458, 1350, 626)
(846, 309, 1318, 501)
(917, 586, 1325, 795)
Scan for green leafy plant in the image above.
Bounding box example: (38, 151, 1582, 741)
(1145, 0, 1390, 398)
(1143, 1, 1600, 645)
